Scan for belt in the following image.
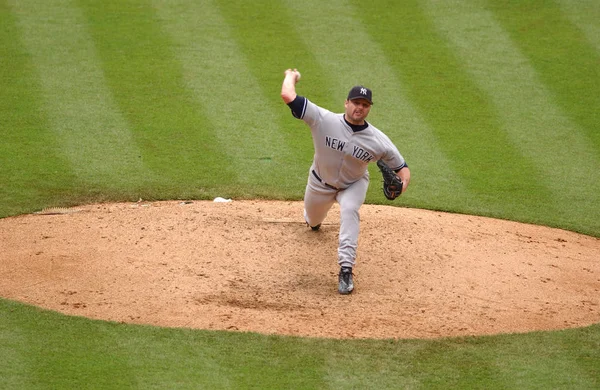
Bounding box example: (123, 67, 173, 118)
(312, 170, 339, 190)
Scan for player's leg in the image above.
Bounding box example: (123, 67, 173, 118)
(335, 176, 368, 294)
(336, 175, 369, 269)
(303, 173, 336, 229)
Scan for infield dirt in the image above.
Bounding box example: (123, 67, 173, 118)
(1, 200, 598, 339)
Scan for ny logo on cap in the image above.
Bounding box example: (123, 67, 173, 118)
(347, 85, 373, 104)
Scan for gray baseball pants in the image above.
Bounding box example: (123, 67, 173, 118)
(303, 169, 369, 269)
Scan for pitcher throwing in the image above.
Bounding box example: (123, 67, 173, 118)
(281, 69, 411, 294)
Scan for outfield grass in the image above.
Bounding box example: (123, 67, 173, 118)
(2, 300, 599, 389)
(1, 0, 599, 388)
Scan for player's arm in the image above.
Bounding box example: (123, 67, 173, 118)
(396, 166, 411, 193)
(281, 68, 301, 104)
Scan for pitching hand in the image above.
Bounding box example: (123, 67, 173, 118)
(284, 68, 301, 83)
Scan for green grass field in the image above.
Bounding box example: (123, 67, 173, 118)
(1, 0, 599, 388)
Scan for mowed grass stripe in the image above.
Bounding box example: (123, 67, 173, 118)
(488, 331, 599, 389)
(8, 0, 151, 187)
(353, 0, 552, 218)
(282, 0, 467, 208)
(0, 302, 31, 388)
(116, 329, 236, 389)
(425, 1, 600, 234)
(489, 1, 600, 152)
(409, 342, 503, 388)
(552, 328, 600, 386)
(152, 0, 296, 190)
(212, 0, 327, 191)
(0, 4, 78, 217)
(102, 326, 329, 389)
(76, 0, 234, 195)
(557, 0, 600, 52)
(1, 301, 137, 388)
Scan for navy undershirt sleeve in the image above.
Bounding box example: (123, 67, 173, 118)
(395, 162, 408, 172)
(286, 95, 307, 119)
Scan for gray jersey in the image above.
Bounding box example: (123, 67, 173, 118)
(298, 98, 405, 189)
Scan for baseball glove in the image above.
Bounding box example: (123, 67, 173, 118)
(377, 160, 403, 200)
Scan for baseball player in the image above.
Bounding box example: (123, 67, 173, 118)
(281, 68, 411, 294)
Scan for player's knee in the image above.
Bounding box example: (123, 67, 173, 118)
(340, 207, 360, 222)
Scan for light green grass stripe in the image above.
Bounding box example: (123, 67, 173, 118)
(0, 308, 32, 388)
(8, 0, 150, 186)
(0, 1, 79, 217)
(557, 0, 600, 53)
(424, 0, 600, 229)
(152, 0, 296, 186)
(282, 0, 467, 205)
(488, 1, 600, 155)
(212, 0, 329, 195)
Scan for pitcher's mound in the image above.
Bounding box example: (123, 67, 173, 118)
(1, 200, 598, 339)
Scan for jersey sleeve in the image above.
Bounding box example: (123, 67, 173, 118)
(300, 98, 327, 127)
(286, 96, 325, 125)
(378, 132, 407, 171)
(287, 95, 307, 119)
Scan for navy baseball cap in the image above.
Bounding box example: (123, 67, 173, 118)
(347, 86, 373, 104)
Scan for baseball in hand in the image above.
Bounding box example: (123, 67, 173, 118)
(285, 68, 301, 82)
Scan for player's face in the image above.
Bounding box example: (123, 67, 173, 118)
(344, 98, 372, 125)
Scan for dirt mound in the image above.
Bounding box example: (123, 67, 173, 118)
(1, 200, 598, 339)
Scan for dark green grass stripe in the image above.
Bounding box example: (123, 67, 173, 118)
(9, 0, 157, 192)
(488, 328, 600, 388)
(0, 299, 329, 389)
(558, 0, 600, 52)
(0, 300, 137, 388)
(353, 0, 557, 219)
(113, 326, 330, 389)
(422, 1, 599, 236)
(214, 0, 336, 114)
(214, 1, 334, 182)
(151, 0, 304, 194)
(407, 341, 509, 388)
(489, 0, 600, 153)
(0, 1, 80, 217)
(554, 325, 600, 387)
(407, 328, 600, 388)
(76, 0, 235, 196)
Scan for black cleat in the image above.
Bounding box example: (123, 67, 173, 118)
(338, 267, 354, 295)
(306, 221, 321, 231)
